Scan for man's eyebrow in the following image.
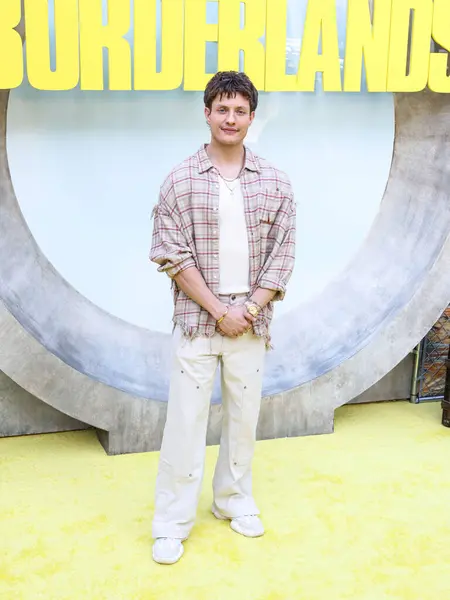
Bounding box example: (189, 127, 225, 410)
(216, 104, 248, 110)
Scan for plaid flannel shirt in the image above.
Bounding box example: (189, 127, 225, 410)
(150, 144, 296, 347)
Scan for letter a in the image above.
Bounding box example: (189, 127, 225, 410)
(297, 0, 342, 92)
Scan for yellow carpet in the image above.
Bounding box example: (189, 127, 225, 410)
(1, 401, 450, 599)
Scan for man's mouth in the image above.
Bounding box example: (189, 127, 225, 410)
(222, 128, 238, 133)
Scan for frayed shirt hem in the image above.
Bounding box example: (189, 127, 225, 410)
(172, 317, 273, 349)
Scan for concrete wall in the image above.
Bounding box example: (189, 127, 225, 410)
(349, 353, 414, 404)
(0, 370, 90, 437)
(0, 354, 414, 441)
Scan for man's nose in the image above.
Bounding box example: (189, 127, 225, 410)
(226, 112, 236, 124)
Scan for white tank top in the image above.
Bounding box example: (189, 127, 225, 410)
(218, 177, 250, 295)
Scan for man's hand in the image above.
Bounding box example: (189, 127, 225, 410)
(217, 305, 255, 337)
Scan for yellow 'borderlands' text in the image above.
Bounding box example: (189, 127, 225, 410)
(1, 0, 449, 93)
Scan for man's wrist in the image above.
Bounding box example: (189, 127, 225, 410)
(245, 300, 262, 317)
(248, 287, 277, 309)
(210, 301, 228, 322)
(247, 298, 263, 310)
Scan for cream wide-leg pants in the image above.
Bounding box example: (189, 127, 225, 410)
(152, 293, 267, 540)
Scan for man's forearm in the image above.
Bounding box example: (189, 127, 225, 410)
(249, 287, 277, 309)
(174, 267, 227, 321)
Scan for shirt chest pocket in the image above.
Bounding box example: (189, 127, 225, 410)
(259, 186, 283, 227)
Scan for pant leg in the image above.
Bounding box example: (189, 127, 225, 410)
(212, 331, 266, 518)
(152, 327, 219, 539)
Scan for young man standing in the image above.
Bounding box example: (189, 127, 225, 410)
(149, 71, 296, 565)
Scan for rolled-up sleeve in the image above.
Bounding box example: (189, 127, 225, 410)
(149, 178, 196, 279)
(257, 188, 296, 301)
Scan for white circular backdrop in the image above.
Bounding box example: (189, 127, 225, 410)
(6, 0, 395, 333)
(6, 88, 394, 332)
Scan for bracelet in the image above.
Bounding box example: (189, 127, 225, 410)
(216, 306, 229, 325)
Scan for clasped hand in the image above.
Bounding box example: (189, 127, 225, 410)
(217, 305, 255, 338)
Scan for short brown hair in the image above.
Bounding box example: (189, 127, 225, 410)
(204, 71, 258, 113)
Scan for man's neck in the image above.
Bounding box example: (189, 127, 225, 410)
(206, 140, 245, 179)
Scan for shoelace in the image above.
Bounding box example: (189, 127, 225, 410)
(235, 515, 258, 523)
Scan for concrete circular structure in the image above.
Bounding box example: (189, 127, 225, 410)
(2, 11, 450, 452)
(2, 87, 450, 454)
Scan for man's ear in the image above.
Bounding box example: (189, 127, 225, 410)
(204, 107, 211, 124)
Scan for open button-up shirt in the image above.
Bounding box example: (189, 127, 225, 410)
(150, 144, 296, 347)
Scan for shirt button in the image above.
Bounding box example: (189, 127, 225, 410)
(213, 230, 217, 234)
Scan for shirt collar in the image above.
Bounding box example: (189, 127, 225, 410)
(197, 143, 260, 174)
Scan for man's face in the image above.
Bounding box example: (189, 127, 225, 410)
(205, 93, 255, 147)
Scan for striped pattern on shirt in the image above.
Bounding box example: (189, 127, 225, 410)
(150, 144, 296, 347)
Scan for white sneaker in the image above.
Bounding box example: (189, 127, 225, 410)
(212, 504, 265, 538)
(230, 514, 265, 537)
(152, 538, 184, 565)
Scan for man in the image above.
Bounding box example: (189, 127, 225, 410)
(149, 71, 296, 565)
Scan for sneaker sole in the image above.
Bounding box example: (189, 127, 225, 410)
(152, 545, 184, 565)
(211, 505, 229, 521)
(212, 505, 265, 538)
(230, 520, 265, 538)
